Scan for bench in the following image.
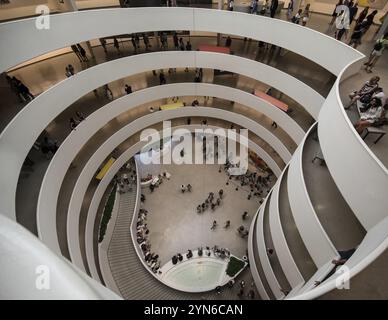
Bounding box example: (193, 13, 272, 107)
(96, 157, 115, 180)
(356, 101, 386, 144)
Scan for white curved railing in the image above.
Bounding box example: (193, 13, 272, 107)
(287, 124, 339, 267)
(256, 193, 285, 299)
(0, 51, 321, 224)
(248, 207, 271, 300)
(268, 165, 305, 288)
(97, 188, 121, 295)
(0, 8, 363, 76)
(86, 124, 280, 281)
(0, 214, 120, 300)
(318, 64, 388, 231)
(37, 81, 303, 251)
(66, 107, 291, 271)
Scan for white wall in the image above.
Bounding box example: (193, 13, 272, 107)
(0, 8, 363, 74)
(318, 78, 388, 231)
(287, 125, 339, 267)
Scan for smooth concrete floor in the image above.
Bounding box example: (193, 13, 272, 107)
(143, 161, 273, 266)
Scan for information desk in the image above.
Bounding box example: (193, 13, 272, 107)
(197, 45, 231, 55)
(254, 89, 289, 112)
(159, 102, 184, 111)
(96, 157, 115, 180)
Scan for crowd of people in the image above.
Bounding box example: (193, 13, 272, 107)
(137, 206, 161, 274)
(196, 189, 224, 214)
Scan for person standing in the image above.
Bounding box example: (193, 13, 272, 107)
(143, 33, 150, 51)
(361, 10, 378, 36)
(251, 0, 258, 14)
(173, 32, 179, 50)
(99, 38, 107, 54)
(159, 70, 166, 85)
(302, 4, 311, 26)
(225, 36, 232, 47)
(364, 33, 388, 73)
(287, 0, 294, 20)
(71, 44, 83, 62)
(186, 40, 192, 51)
(270, 0, 278, 18)
(76, 43, 88, 62)
(104, 84, 113, 101)
(179, 38, 185, 51)
(113, 37, 121, 55)
(228, 0, 234, 11)
(348, 22, 363, 48)
(131, 36, 137, 54)
(329, 0, 343, 26)
(335, 10, 350, 41)
(348, 1, 358, 24)
(355, 6, 368, 25)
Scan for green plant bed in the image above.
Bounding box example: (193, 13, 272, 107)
(225, 256, 246, 277)
(98, 183, 117, 243)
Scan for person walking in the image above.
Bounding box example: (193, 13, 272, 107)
(211, 220, 217, 230)
(173, 32, 179, 50)
(99, 38, 107, 54)
(364, 33, 388, 73)
(355, 6, 368, 25)
(334, 10, 350, 41)
(179, 38, 185, 51)
(71, 44, 83, 62)
(348, 1, 358, 24)
(228, 0, 234, 11)
(329, 0, 343, 26)
(251, 0, 258, 14)
(348, 21, 363, 48)
(186, 40, 192, 51)
(270, 0, 278, 18)
(302, 4, 311, 26)
(104, 84, 113, 101)
(287, 0, 294, 20)
(131, 36, 137, 54)
(113, 37, 121, 55)
(224, 220, 231, 228)
(143, 33, 150, 50)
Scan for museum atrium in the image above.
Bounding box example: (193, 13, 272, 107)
(0, 0, 387, 300)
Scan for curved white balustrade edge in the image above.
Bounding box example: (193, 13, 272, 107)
(247, 208, 270, 300)
(268, 165, 305, 288)
(318, 61, 388, 230)
(256, 192, 285, 299)
(0, 214, 120, 300)
(289, 216, 388, 300)
(287, 123, 339, 267)
(0, 7, 364, 76)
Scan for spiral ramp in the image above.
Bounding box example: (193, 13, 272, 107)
(0, 8, 387, 300)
